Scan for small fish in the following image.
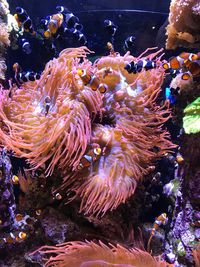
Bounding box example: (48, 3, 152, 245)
(15, 214, 24, 222)
(5, 233, 16, 244)
(15, 232, 27, 241)
(35, 209, 42, 216)
(14, 7, 35, 35)
(12, 175, 19, 184)
(176, 152, 184, 164)
(44, 13, 64, 38)
(72, 30, 87, 45)
(13, 63, 41, 85)
(164, 68, 182, 78)
(77, 147, 102, 171)
(55, 193, 62, 200)
(124, 36, 136, 51)
(2, 231, 27, 244)
(125, 59, 156, 74)
(107, 42, 115, 55)
(56, 5, 69, 14)
(59, 6, 82, 30)
(151, 213, 168, 235)
(147, 213, 168, 252)
(19, 38, 32, 54)
(77, 69, 107, 94)
(181, 71, 192, 81)
(104, 19, 117, 36)
(165, 87, 177, 105)
(187, 60, 200, 77)
(162, 52, 198, 70)
(40, 18, 50, 30)
(44, 96, 51, 115)
(151, 172, 161, 185)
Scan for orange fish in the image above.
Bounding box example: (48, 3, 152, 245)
(147, 213, 168, 252)
(107, 42, 115, 55)
(181, 71, 192, 81)
(77, 69, 107, 94)
(163, 52, 199, 70)
(187, 60, 200, 77)
(44, 13, 64, 38)
(77, 147, 102, 171)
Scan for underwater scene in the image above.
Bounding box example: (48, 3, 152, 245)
(0, 0, 200, 266)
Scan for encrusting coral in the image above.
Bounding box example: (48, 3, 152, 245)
(183, 97, 200, 134)
(0, 46, 176, 216)
(30, 240, 172, 267)
(166, 0, 200, 49)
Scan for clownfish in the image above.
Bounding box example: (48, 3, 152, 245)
(13, 63, 41, 85)
(147, 213, 168, 252)
(56, 6, 82, 30)
(181, 71, 192, 81)
(187, 60, 200, 77)
(104, 19, 117, 36)
(12, 174, 19, 184)
(107, 42, 115, 55)
(19, 38, 32, 54)
(125, 59, 156, 74)
(14, 7, 35, 35)
(162, 52, 199, 70)
(44, 96, 51, 116)
(77, 69, 108, 94)
(15, 213, 24, 222)
(77, 147, 102, 171)
(124, 35, 136, 52)
(176, 152, 184, 165)
(71, 29, 87, 45)
(44, 13, 64, 38)
(1, 231, 27, 244)
(164, 68, 182, 78)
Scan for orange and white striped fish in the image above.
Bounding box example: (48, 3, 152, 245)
(147, 213, 168, 252)
(77, 69, 108, 94)
(1, 231, 27, 244)
(77, 147, 102, 171)
(163, 52, 199, 70)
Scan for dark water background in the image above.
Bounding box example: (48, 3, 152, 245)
(7, 0, 171, 76)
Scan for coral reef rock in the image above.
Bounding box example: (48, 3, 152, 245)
(166, 0, 200, 49)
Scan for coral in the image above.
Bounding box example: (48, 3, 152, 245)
(166, 0, 200, 49)
(0, 19, 10, 47)
(0, 0, 9, 81)
(30, 240, 172, 267)
(0, 149, 16, 230)
(0, 47, 175, 217)
(0, 0, 9, 16)
(183, 97, 200, 134)
(0, 57, 7, 80)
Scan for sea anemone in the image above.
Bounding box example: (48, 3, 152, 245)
(30, 240, 172, 267)
(0, 47, 102, 176)
(193, 244, 200, 267)
(0, 46, 175, 216)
